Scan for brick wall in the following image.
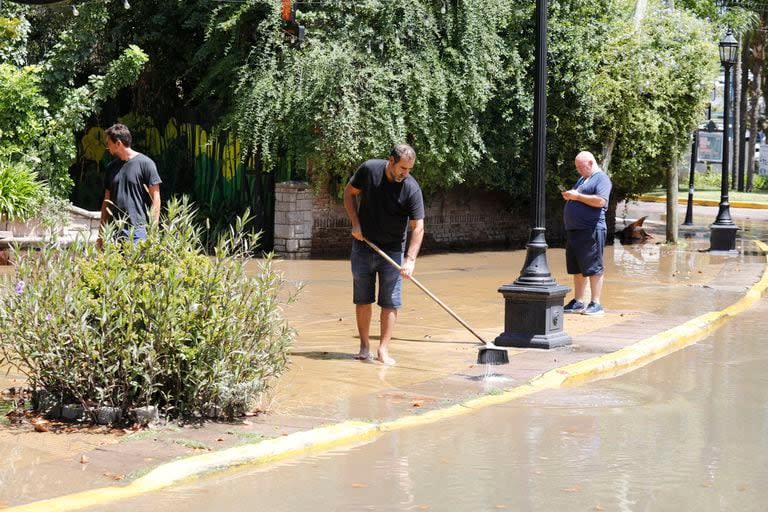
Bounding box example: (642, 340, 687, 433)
(309, 184, 567, 258)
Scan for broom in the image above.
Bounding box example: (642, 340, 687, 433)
(362, 238, 509, 365)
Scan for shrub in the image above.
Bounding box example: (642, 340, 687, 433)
(752, 174, 768, 191)
(0, 159, 43, 221)
(0, 197, 296, 421)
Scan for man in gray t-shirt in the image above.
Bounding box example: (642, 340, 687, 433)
(99, 123, 162, 246)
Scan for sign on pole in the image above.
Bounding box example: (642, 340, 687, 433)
(697, 130, 724, 163)
(759, 145, 768, 176)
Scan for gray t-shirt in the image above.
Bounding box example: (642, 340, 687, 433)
(104, 153, 162, 229)
(563, 169, 612, 231)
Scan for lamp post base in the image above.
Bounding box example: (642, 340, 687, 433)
(709, 223, 739, 253)
(495, 283, 571, 349)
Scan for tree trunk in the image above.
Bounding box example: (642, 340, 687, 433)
(666, 153, 678, 244)
(738, 36, 749, 191)
(633, 0, 647, 30)
(748, 17, 765, 192)
(601, 136, 615, 173)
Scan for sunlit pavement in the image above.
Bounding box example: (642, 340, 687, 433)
(0, 200, 766, 509)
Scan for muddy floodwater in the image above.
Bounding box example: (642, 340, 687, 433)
(96, 293, 768, 511)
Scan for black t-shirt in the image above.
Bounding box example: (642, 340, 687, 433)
(349, 159, 425, 252)
(104, 153, 162, 228)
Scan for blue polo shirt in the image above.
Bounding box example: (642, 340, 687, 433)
(563, 170, 612, 231)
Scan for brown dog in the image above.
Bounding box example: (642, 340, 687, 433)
(620, 216, 653, 244)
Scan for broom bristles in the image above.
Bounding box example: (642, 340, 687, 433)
(477, 345, 509, 365)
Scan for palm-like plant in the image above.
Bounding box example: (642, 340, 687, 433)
(0, 160, 42, 221)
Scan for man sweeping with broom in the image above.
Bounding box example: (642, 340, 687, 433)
(343, 144, 425, 366)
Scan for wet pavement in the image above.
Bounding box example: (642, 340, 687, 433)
(110, 296, 768, 512)
(0, 200, 767, 509)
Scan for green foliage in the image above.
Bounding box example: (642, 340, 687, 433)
(0, 198, 296, 420)
(35, 44, 149, 196)
(751, 173, 768, 191)
(0, 5, 29, 67)
(0, 63, 47, 150)
(229, 0, 509, 190)
(0, 159, 43, 220)
(4, 0, 726, 212)
(585, 2, 719, 198)
(0, 4, 148, 198)
(479, 0, 623, 198)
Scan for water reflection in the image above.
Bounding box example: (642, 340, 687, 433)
(98, 298, 768, 512)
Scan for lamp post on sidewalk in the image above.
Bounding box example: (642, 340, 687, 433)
(709, 29, 739, 253)
(494, 0, 570, 349)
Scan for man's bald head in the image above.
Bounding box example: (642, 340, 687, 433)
(575, 151, 597, 177)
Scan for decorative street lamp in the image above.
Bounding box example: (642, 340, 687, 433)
(494, 0, 570, 349)
(709, 29, 739, 253)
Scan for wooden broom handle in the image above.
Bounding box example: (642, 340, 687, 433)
(362, 238, 487, 344)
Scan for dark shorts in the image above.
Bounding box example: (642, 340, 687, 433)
(565, 228, 606, 277)
(351, 240, 403, 309)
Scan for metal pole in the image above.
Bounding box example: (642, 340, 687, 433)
(683, 133, 697, 225)
(514, 0, 553, 287)
(494, 0, 570, 349)
(715, 61, 734, 227)
(709, 54, 739, 253)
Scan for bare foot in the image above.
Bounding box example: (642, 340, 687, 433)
(377, 350, 396, 366)
(353, 350, 371, 360)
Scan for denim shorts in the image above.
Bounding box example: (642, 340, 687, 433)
(565, 228, 606, 277)
(118, 226, 147, 243)
(351, 240, 403, 308)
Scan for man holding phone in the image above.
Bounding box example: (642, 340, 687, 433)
(560, 151, 612, 316)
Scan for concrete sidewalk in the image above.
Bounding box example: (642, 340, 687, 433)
(1, 203, 767, 510)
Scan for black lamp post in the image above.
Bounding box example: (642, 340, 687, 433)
(494, 0, 570, 349)
(709, 29, 739, 253)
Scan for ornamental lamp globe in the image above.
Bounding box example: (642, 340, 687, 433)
(719, 30, 738, 66)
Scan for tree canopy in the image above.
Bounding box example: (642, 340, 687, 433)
(1, 0, 722, 209)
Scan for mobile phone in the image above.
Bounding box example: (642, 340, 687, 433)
(558, 184, 567, 192)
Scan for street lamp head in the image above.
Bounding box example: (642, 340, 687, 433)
(719, 29, 738, 66)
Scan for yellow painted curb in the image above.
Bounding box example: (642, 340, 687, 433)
(638, 195, 768, 209)
(3, 421, 380, 512)
(5, 241, 767, 512)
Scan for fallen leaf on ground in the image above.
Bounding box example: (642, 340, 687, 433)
(80, 455, 89, 464)
(351, 482, 366, 488)
(33, 420, 49, 433)
(216, 437, 224, 442)
(103, 472, 125, 481)
(411, 400, 424, 408)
